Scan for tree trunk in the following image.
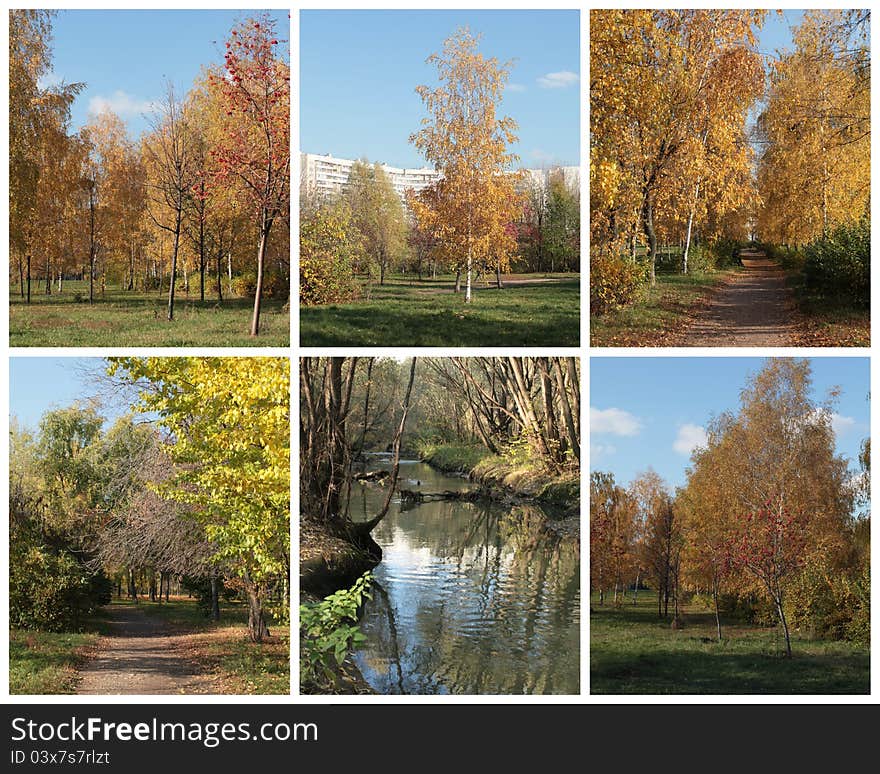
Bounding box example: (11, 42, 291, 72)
(250, 215, 272, 337)
(245, 581, 269, 643)
(88, 186, 96, 305)
(128, 568, 138, 604)
(199, 213, 206, 302)
(26, 254, 31, 304)
(776, 596, 792, 658)
(553, 358, 580, 463)
(495, 264, 503, 289)
(167, 206, 181, 321)
(712, 576, 722, 642)
(682, 182, 700, 275)
(210, 575, 220, 621)
(643, 196, 657, 287)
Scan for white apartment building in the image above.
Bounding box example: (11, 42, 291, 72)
(301, 152, 579, 202)
(301, 153, 440, 201)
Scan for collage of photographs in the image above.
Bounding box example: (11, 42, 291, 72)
(3, 6, 873, 705)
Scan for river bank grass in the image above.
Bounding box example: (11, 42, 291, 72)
(591, 594, 869, 694)
(417, 442, 579, 515)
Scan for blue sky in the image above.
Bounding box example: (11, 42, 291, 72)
(591, 358, 870, 491)
(747, 10, 805, 135)
(41, 9, 290, 137)
(754, 9, 804, 59)
(300, 10, 580, 169)
(10, 357, 129, 432)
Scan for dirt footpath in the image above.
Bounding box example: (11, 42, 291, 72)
(680, 250, 796, 346)
(76, 604, 221, 695)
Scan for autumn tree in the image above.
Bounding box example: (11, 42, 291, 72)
(10, 9, 54, 297)
(757, 10, 870, 244)
(404, 188, 440, 279)
(108, 357, 290, 642)
(590, 472, 638, 605)
(631, 469, 681, 622)
(590, 10, 764, 290)
(411, 28, 521, 302)
(345, 160, 407, 284)
(680, 359, 854, 655)
(209, 14, 290, 336)
(142, 83, 193, 321)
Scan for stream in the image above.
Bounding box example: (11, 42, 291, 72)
(350, 457, 580, 695)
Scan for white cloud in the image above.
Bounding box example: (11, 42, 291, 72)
(537, 70, 579, 89)
(673, 423, 708, 456)
(590, 406, 642, 437)
(507, 82, 527, 93)
(37, 71, 62, 90)
(88, 90, 158, 119)
(830, 412, 856, 436)
(590, 442, 617, 461)
(809, 408, 857, 437)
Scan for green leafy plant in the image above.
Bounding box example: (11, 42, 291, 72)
(299, 572, 373, 691)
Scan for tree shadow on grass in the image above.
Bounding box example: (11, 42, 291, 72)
(590, 646, 869, 695)
(301, 281, 580, 346)
(10, 292, 286, 313)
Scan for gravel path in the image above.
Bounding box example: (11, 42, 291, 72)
(76, 604, 219, 695)
(681, 249, 796, 346)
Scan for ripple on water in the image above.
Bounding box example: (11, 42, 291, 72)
(351, 462, 580, 695)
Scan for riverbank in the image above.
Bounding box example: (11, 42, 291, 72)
(417, 443, 580, 517)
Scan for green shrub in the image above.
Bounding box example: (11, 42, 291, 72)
(300, 573, 372, 692)
(689, 239, 743, 272)
(802, 217, 870, 305)
(763, 243, 806, 271)
(300, 204, 361, 306)
(10, 540, 109, 632)
(590, 254, 645, 314)
(787, 556, 870, 645)
(232, 270, 289, 301)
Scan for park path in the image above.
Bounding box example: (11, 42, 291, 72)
(76, 603, 219, 695)
(680, 249, 796, 346)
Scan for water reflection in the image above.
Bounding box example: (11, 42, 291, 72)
(351, 459, 580, 695)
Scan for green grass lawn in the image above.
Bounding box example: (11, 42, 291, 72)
(9, 281, 289, 347)
(10, 621, 109, 694)
(590, 594, 869, 695)
(300, 273, 580, 346)
(590, 269, 737, 347)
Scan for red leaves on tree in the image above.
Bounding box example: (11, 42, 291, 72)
(207, 13, 290, 221)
